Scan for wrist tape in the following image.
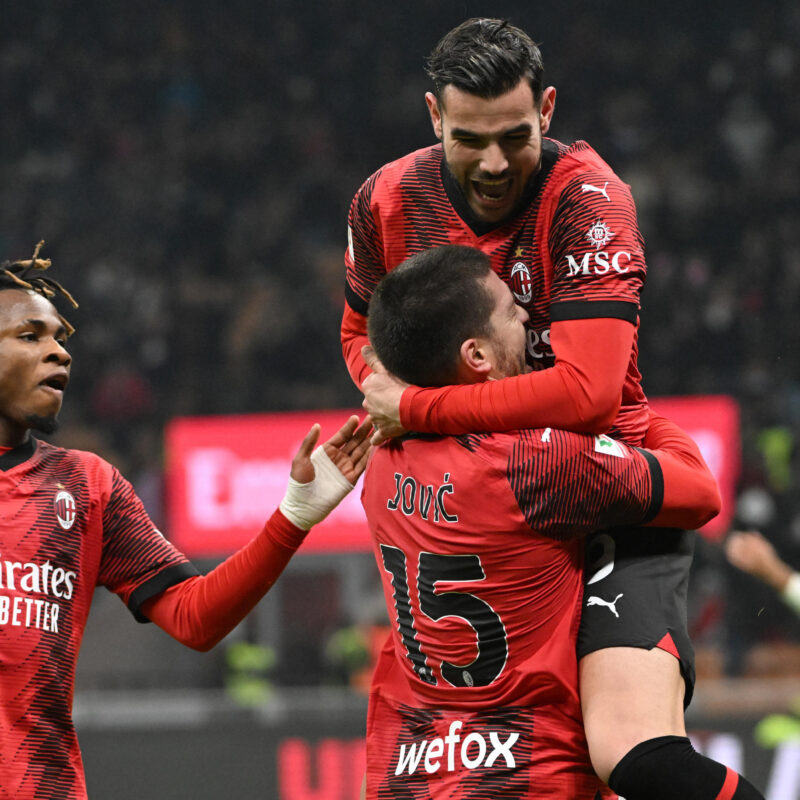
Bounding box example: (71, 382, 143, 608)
(279, 446, 354, 531)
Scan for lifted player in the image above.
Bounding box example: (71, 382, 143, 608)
(360, 246, 723, 798)
(0, 245, 371, 800)
(343, 19, 763, 800)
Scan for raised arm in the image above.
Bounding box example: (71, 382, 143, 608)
(141, 416, 372, 650)
(363, 316, 634, 438)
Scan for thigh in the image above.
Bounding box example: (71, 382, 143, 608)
(577, 526, 697, 706)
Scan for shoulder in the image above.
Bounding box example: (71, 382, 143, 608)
(41, 442, 119, 487)
(352, 145, 443, 204)
(548, 139, 632, 199)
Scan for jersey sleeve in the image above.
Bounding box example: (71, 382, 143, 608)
(98, 466, 198, 621)
(548, 168, 645, 322)
(342, 170, 388, 385)
(507, 428, 655, 540)
(140, 508, 307, 650)
(399, 316, 633, 435)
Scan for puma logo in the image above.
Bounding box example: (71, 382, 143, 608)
(581, 181, 611, 202)
(586, 593, 623, 618)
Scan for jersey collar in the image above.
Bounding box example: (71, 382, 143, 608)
(440, 138, 560, 237)
(0, 436, 37, 471)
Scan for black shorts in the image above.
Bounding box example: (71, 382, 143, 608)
(577, 527, 697, 707)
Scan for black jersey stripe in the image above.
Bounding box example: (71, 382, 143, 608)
(634, 446, 664, 524)
(550, 299, 639, 323)
(345, 283, 370, 315)
(128, 562, 200, 622)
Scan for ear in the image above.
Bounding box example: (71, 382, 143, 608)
(458, 337, 493, 382)
(539, 86, 556, 134)
(425, 92, 443, 140)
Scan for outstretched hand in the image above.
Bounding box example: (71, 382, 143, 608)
(290, 415, 373, 485)
(361, 345, 409, 445)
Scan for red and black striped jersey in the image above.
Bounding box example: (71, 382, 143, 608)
(361, 427, 658, 797)
(0, 438, 197, 800)
(345, 138, 648, 443)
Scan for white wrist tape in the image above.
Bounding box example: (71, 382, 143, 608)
(279, 446, 355, 531)
(782, 572, 800, 616)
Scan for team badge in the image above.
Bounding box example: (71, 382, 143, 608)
(585, 220, 615, 249)
(54, 490, 76, 530)
(510, 262, 532, 304)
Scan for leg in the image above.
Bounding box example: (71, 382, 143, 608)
(579, 528, 765, 799)
(580, 646, 685, 782)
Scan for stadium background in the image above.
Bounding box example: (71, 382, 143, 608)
(2, 0, 799, 796)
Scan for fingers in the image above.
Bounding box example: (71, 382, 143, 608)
(296, 423, 322, 459)
(361, 345, 387, 374)
(325, 415, 361, 449)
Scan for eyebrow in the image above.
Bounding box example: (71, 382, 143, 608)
(18, 318, 68, 338)
(451, 122, 533, 139)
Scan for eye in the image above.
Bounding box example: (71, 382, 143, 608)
(19, 332, 37, 342)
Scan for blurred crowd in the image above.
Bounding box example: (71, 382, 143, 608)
(2, 0, 799, 681)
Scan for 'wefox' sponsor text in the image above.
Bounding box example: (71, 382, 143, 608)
(395, 720, 518, 776)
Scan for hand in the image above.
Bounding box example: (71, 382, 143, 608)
(291, 415, 373, 485)
(724, 530, 793, 591)
(361, 345, 409, 445)
(282, 415, 374, 531)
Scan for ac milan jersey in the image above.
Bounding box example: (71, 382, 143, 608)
(345, 138, 648, 443)
(361, 428, 661, 798)
(0, 438, 198, 800)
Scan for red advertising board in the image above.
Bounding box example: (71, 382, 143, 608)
(165, 397, 739, 557)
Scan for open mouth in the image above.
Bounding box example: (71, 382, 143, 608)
(39, 374, 68, 393)
(472, 177, 512, 204)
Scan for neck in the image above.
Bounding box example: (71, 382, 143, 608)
(0, 421, 31, 450)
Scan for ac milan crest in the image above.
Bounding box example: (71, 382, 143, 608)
(510, 262, 532, 304)
(54, 490, 76, 530)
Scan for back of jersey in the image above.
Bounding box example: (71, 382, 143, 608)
(361, 431, 612, 799)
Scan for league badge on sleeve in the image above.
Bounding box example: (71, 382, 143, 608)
(594, 434, 626, 458)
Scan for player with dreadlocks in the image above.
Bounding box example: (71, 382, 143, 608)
(0, 243, 372, 799)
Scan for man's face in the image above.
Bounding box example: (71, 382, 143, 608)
(481, 271, 529, 379)
(427, 80, 556, 224)
(0, 290, 71, 444)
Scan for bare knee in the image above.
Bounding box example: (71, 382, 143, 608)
(580, 647, 687, 783)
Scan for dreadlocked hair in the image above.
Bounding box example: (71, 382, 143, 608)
(0, 241, 78, 336)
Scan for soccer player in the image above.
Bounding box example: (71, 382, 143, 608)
(360, 245, 727, 798)
(342, 19, 763, 799)
(0, 246, 371, 800)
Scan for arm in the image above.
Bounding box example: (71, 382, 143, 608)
(724, 530, 800, 615)
(341, 304, 371, 388)
(640, 411, 721, 529)
(141, 416, 372, 650)
(342, 171, 387, 388)
(363, 316, 633, 437)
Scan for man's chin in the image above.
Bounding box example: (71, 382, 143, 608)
(26, 414, 60, 435)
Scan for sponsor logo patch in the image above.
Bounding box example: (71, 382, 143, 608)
(585, 220, 615, 249)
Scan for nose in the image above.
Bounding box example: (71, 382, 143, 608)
(479, 142, 509, 175)
(45, 340, 72, 367)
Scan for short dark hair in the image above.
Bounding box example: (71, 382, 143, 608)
(0, 241, 78, 335)
(426, 18, 544, 106)
(368, 246, 493, 387)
